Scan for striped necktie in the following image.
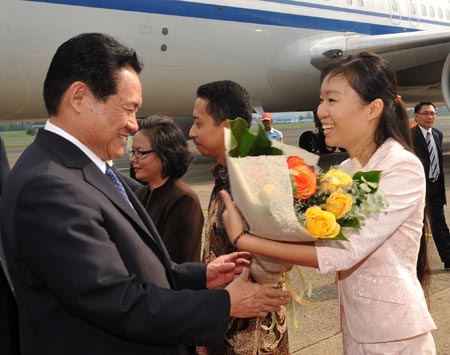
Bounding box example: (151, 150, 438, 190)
(105, 165, 132, 204)
(426, 131, 440, 180)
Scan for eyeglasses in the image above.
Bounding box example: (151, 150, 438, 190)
(416, 111, 436, 117)
(129, 149, 155, 159)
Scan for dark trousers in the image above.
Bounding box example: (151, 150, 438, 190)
(0, 265, 20, 355)
(428, 202, 450, 264)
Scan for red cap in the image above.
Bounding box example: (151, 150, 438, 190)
(262, 112, 272, 120)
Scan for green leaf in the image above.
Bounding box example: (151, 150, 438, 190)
(290, 173, 298, 196)
(339, 217, 360, 229)
(228, 117, 283, 157)
(352, 171, 381, 193)
(328, 231, 349, 241)
(228, 118, 257, 157)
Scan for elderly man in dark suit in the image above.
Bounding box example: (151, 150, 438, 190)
(412, 101, 450, 270)
(0, 33, 290, 355)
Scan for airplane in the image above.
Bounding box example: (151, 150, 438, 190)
(2, 0, 450, 153)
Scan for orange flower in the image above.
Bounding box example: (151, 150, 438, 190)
(287, 156, 317, 200)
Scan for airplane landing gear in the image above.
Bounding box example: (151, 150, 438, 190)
(298, 131, 318, 153)
(298, 130, 336, 154)
(298, 112, 336, 154)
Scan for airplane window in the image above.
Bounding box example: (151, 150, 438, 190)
(391, 0, 398, 12)
(438, 7, 443, 19)
(357, 0, 363, 6)
(409, 1, 416, 15)
(420, 4, 426, 16)
(346, 0, 352, 4)
(446, 9, 450, 19)
(429, 6, 435, 17)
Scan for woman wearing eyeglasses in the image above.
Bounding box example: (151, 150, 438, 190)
(131, 115, 203, 263)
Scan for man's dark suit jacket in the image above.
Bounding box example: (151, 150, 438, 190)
(0, 130, 229, 355)
(0, 136, 10, 196)
(0, 136, 20, 355)
(411, 125, 446, 206)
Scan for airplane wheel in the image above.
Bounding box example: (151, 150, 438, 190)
(298, 131, 318, 153)
(319, 145, 337, 154)
(317, 134, 336, 154)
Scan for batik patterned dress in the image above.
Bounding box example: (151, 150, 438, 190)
(197, 165, 289, 355)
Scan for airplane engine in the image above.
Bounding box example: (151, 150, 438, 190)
(267, 37, 322, 111)
(441, 53, 450, 110)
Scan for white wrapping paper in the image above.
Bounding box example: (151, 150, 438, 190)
(224, 128, 320, 284)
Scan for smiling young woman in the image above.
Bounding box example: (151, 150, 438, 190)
(221, 52, 437, 354)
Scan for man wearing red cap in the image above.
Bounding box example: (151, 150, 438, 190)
(262, 112, 283, 142)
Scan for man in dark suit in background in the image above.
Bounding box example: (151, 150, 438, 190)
(0, 137, 10, 193)
(412, 101, 450, 270)
(0, 136, 20, 355)
(0, 33, 290, 355)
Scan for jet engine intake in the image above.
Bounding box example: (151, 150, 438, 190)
(441, 53, 450, 110)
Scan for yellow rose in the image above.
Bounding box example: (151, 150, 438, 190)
(305, 206, 340, 239)
(320, 169, 353, 192)
(325, 192, 352, 219)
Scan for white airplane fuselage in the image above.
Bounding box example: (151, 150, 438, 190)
(2, 0, 450, 121)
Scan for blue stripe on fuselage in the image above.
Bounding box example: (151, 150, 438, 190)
(23, 0, 428, 34)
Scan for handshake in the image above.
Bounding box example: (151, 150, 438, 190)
(206, 251, 291, 318)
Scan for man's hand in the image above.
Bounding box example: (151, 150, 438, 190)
(225, 269, 291, 318)
(206, 251, 252, 288)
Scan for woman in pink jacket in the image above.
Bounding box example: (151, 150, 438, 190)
(221, 52, 436, 354)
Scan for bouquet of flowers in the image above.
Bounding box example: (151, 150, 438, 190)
(225, 118, 388, 285)
(289, 156, 387, 241)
